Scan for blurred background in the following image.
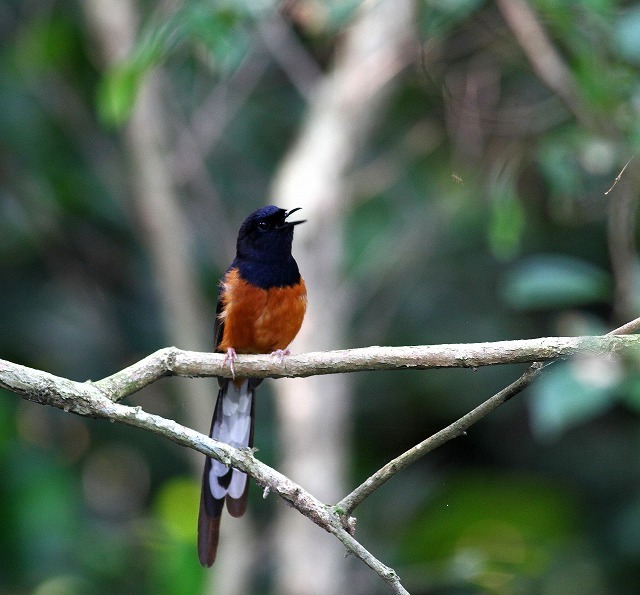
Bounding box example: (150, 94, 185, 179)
(2, 0, 640, 593)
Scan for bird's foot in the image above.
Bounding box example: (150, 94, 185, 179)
(270, 348, 291, 365)
(223, 347, 237, 379)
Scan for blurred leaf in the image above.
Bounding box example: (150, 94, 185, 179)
(5, 447, 82, 582)
(151, 479, 204, 595)
(97, 1, 264, 126)
(154, 477, 199, 542)
(614, 7, 640, 65)
(402, 472, 577, 588)
(489, 186, 525, 261)
(177, 5, 250, 71)
(502, 255, 611, 310)
(536, 0, 614, 35)
(33, 575, 98, 595)
(528, 359, 621, 440)
(14, 17, 78, 74)
(151, 537, 204, 595)
(573, 54, 614, 109)
(325, 0, 361, 29)
(96, 13, 171, 126)
(536, 134, 583, 197)
(97, 63, 146, 126)
(534, 0, 572, 25)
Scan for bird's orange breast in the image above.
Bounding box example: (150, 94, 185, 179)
(217, 267, 307, 354)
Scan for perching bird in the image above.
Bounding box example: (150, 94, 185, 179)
(198, 205, 307, 566)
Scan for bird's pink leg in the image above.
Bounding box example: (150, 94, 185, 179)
(223, 347, 237, 379)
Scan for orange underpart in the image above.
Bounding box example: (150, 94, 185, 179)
(218, 268, 307, 354)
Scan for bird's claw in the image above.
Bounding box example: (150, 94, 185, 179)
(270, 348, 291, 365)
(223, 348, 237, 379)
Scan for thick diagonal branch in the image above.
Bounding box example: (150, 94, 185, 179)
(0, 358, 407, 594)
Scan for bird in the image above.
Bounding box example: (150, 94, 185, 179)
(198, 205, 307, 567)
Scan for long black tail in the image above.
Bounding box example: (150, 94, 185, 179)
(197, 378, 256, 567)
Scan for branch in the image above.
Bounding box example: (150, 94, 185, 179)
(336, 363, 544, 515)
(2, 325, 640, 594)
(337, 316, 640, 514)
(0, 357, 407, 594)
(92, 334, 640, 400)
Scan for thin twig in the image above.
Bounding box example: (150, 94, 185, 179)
(336, 315, 640, 514)
(605, 152, 637, 195)
(336, 364, 543, 515)
(608, 316, 640, 336)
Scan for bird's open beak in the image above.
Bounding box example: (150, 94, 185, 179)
(284, 207, 306, 226)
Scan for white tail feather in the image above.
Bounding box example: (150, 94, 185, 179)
(208, 379, 253, 499)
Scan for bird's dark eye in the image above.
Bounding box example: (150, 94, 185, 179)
(257, 221, 271, 232)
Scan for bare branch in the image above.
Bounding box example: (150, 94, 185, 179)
(336, 316, 640, 514)
(336, 363, 544, 515)
(608, 316, 640, 336)
(3, 318, 640, 593)
(0, 356, 407, 593)
(89, 334, 640, 400)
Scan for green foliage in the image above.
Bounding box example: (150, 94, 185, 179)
(155, 477, 199, 541)
(502, 255, 611, 309)
(98, 63, 146, 127)
(98, 0, 272, 125)
(489, 181, 525, 261)
(529, 359, 621, 440)
(614, 6, 640, 65)
(402, 473, 577, 591)
(148, 479, 207, 593)
(14, 16, 80, 74)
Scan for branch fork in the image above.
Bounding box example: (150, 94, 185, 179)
(2, 321, 640, 593)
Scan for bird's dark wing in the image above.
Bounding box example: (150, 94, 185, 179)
(213, 277, 226, 353)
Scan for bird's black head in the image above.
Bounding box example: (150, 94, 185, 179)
(236, 205, 305, 262)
